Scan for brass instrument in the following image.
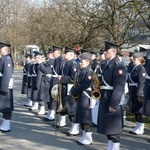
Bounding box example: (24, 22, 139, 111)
(92, 64, 101, 100)
(72, 72, 79, 102)
(51, 77, 64, 112)
(57, 79, 64, 112)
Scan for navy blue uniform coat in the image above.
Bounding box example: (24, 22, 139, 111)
(143, 59, 150, 116)
(71, 65, 93, 124)
(31, 64, 43, 102)
(49, 55, 66, 110)
(97, 57, 127, 135)
(60, 59, 80, 116)
(0, 54, 14, 112)
(38, 59, 54, 102)
(128, 64, 146, 114)
(21, 62, 29, 94)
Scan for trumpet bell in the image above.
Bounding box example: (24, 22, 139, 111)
(51, 84, 58, 101)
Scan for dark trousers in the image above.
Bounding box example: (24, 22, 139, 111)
(135, 114, 145, 123)
(106, 134, 120, 143)
(81, 124, 92, 132)
(2, 112, 12, 120)
(39, 101, 45, 106)
(68, 116, 76, 123)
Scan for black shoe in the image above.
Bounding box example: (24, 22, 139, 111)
(44, 118, 55, 121)
(92, 123, 97, 127)
(66, 133, 79, 136)
(76, 141, 80, 143)
(23, 104, 31, 107)
(78, 142, 92, 145)
(53, 124, 66, 128)
(28, 108, 32, 111)
(1, 129, 11, 133)
(129, 131, 137, 135)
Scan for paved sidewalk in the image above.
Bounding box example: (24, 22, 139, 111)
(0, 70, 149, 150)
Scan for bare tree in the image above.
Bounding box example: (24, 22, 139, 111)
(0, 0, 149, 60)
(132, 0, 150, 30)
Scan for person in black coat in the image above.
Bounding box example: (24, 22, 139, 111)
(143, 49, 150, 116)
(70, 52, 94, 145)
(128, 52, 134, 73)
(37, 48, 54, 115)
(91, 50, 106, 126)
(48, 46, 66, 124)
(128, 52, 146, 135)
(0, 42, 14, 132)
(26, 57, 35, 107)
(22, 53, 33, 107)
(90, 50, 98, 71)
(29, 51, 44, 111)
(93, 41, 127, 149)
(57, 46, 80, 135)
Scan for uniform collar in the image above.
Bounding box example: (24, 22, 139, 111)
(82, 65, 91, 71)
(107, 57, 118, 67)
(134, 64, 143, 70)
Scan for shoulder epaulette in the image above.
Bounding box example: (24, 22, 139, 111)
(72, 60, 77, 64)
(7, 56, 11, 59)
(89, 68, 93, 71)
(115, 60, 120, 65)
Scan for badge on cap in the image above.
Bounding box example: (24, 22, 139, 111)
(119, 70, 123, 74)
(88, 75, 92, 80)
(8, 64, 11, 67)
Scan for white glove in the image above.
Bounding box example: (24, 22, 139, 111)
(89, 97, 97, 109)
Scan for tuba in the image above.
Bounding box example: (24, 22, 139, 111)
(91, 64, 101, 100)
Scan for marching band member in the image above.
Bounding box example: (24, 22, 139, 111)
(29, 51, 44, 111)
(90, 50, 98, 71)
(70, 52, 94, 145)
(128, 52, 134, 73)
(37, 48, 54, 115)
(0, 42, 14, 132)
(22, 53, 33, 107)
(94, 41, 127, 150)
(143, 48, 150, 116)
(91, 50, 105, 126)
(49, 46, 66, 125)
(26, 55, 35, 108)
(57, 46, 80, 136)
(128, 52, 146, 135)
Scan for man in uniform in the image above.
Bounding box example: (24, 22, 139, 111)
(128, 52, 134, 73)
(70, 52, 94, 145)
(143, 48, 150, 116)
(0, 42, 14, 132)
(26, 55, 35, 107)
(22, 53, 32, 107)
(57, 46, 80, 135)
(29, 51, 44, 111)
(94, 41, 127, 149)
(90, 49, 98, 71)
(37, 48, 54, 115)
(48, 46, 66, 125)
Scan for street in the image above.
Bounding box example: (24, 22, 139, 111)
(0, 70, 149, 150)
